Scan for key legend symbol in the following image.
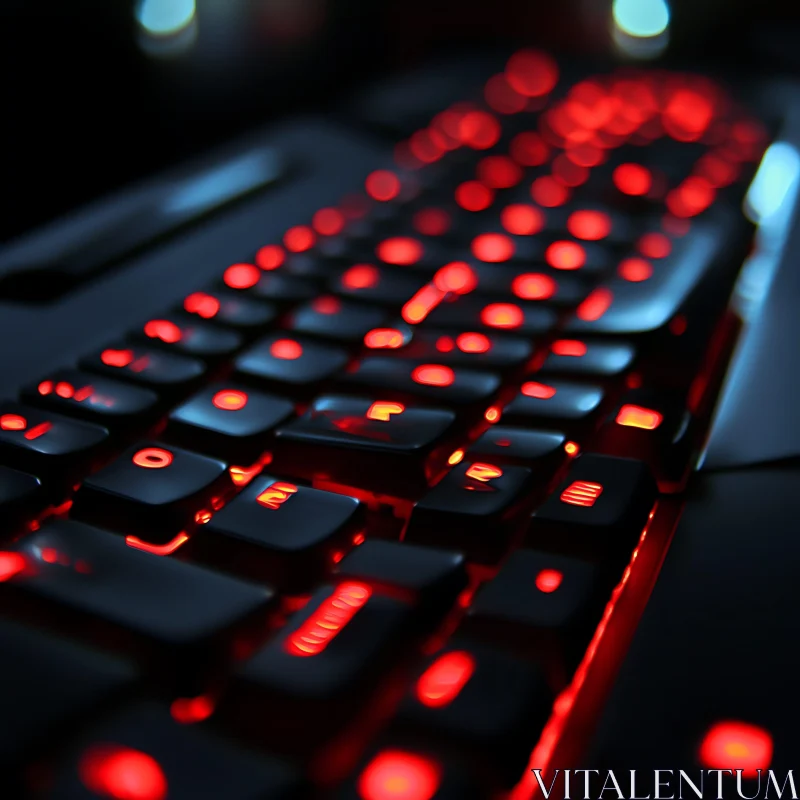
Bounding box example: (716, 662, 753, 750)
(560, 480, 603, 507)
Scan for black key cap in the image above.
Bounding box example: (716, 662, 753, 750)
(137, 315, 242, 360)
(338, 357, 501, 409)
(23, 370, 159, 429)
(1, 521, 273, 681)
(80, 344, 206, 398)
(396, 640, 552, 786)
(287, 295, 387, 343)
(180, 289, 277, 331)
(540, 338, 635, 377)
(72, 443, 231, 543)
(501, 379, 604, 432)
(423, 296, 557, 337)
(198, 476, 363, 591)
(0, 402, 109, 485)
(222, 583, 414, 747)
(470, 262, 587, 306)
(465, 549, 608, 686)
(274, 395, 458, 499)
(235, 334, 349, 398)
(48, 703, 305, 800)
(405, 461, 535, 564)
(0, 619, 136, 774)
(528, 454, 657, 560)
(166, 384, 293, 463)
(247, 271, 319, 305)
(332, 263, 426, 306)
(334, 540, 468, 621)
(467, 425, 567, 471)
(0, 466, 41, 537)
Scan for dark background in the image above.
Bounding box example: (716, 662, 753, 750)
(2, 0, 797, 244)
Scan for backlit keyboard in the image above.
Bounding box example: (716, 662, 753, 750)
(0, 50, 772, 798)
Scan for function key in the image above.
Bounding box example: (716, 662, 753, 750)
(137, 316, 242, 361)
(198, 476, 363, 591)
(181, 290, 278, 332)
(423, 296, 558, 338)
(23, 370, 159, 430)
(540, 338, 635, 377)
(72, 443, 231, 543)
(0, 403, 109, 486)
(0, 466, 42, 537)
(501, 378, 605, 433)
(166, 384, 293, 463)
(467, 426, 567, 473)
(273, 395, 458, 499)
(287, 296, 387, 343)
(332, 263, 427, 306)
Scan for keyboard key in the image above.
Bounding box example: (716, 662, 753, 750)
(396, 640, 552, 786)
(246, 271, 319, 305)
(337, 357, 501, 409)
(469, 262, 588, 306)
(80, 344, 206, 398)
(22, 370, 159, 430)
(72, 443, 231, 543)
(332, 263, 427, 306)
(0, 402, 109, 485)
(423, 296, 558, 337)
(334, 540, 468, 621)
(181, 289, 278, 331)
(166, 384, 293, 462)
(273, 395, 458, 498)
(137, 316, 243, 360)
(540, 338, 635, 377)
(467, 426, 567, 472)
(48, 703, 305, 800)
(0, 618, 136, 773)
(287, 296, 387, 342)
(198, 476, 363, 591)
(1, 521, 273, 680)
(405, 461, 535, 563)
(235, 334, 349, 398)
(222, 583, 414, 747)
(501, 379, 604, 432)
(0, 466, 42, 537)
(528, 454, 657, 559)
(465, 549, 607, 684)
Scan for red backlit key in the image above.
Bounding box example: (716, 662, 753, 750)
(502, 379, 605, 433)
(469, 262, 588, 306)
(0, 466, 42, 538)
(72, 443, 231, 543)
(234, 333, 349, 398)
(273, 395, 458, 499)
(50, 704, 304, 800)
(332, 264, 427, 306)
(180, 290, 277, 331)
(396, 640, 552, 787)
(0, 402, 109, 486)
(137, 315, 242, 361)
(422, 296, 558, 338)
(405, 461, 535, 564)
(540, 338, 636, 377)
(23, 370, 159, 430)
(80, 344, 206, 399)
(528, 454, 657, 560)
(465, 549, 607, 686)
(166, 383, 293, 462)
(1, 520, 273, 682)
(467, 426, 567, 472)
(287, 296, 387, 343)
(222, 584, 414, 748)
(197, 476, 363, 591)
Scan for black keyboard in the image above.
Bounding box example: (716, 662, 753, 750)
(0, 50, 779, 798)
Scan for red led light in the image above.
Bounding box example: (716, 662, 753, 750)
(283, 225, 316, 253)
(456, 332, 490, 354)
(565, 142, 604, 168)
(365, 328, 406, 349)
(24, 422, 53, 440)
(79, 745, 168, 800)
(481, 302, 524, 329)
(132, 447, 173, 470)
(618, 257, 653, 282)
(255, 244, 285, 271)
(311, 296, 342, 315)
(546, 241, 586, 270)
(466, 463, 503, 482)
(101, 349, 135, 368)
(501, 204, 545, 236)
(567, 210, 611, 241)
(412, 364, 455, 387)
(484, 406, 501, 423)
(367, 401, 405, 421)
(170, 695, 215, 724)
(0, 552, 26, 582)
(552, 154, 589, 188)
(270, 338, 303, 360)
(312, 208, 346, 237)
(455, 181, 494, 212)
(510, 131, 549, 166)
(377, 237, 424, 266)
(55, 381, 74, 399)
(535, 568, 563, 594)
(416, 651, 476, 708)
(38, 380, 54, 395)
(477, 155, 523, 189)
(402, 284, 445, 324)
(256, 481, 298, 510)
(0, 413, 27, 431)
(484, 73, 527, 115)
(616, 404, 663, 430)
(183, 292, 220, 319)
(531, 176, 570, 207)
(458, 110, 501, 149)
(366, 170, 401, 202)
(408, 130, 445, 164)
(666, 177, 715, 218)
(522, 381, 557, 399)
(343, 264, 380, 290)
(223, 263, 260, 290)
(698, 721, 773, 777)
(576, 288, 613, 321)
(637, 232, 671, 259)
(472, 233, 515, 263)
(412, 208, 451, 237)
(144, 319, 183, 344)
(358, 750, 441, 800)
(663, 89, 714, 142)
(512, 273, 556, 300)
(552, 339, 587, 357)
(212, 389, 248, 411)
(561, 480, 603, 507)
(696, 153, 739, 188)
(125, 532, 189, 556)
(433, 262, 477, 295)
(613, 163, 652, 196)
(505, 49, 558, 97)
(287, 582, 371, 657)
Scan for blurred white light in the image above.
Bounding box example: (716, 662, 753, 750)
(136, 0, 196, 37)
(613, 0, 670, 38)
(745, 142, 800, 223)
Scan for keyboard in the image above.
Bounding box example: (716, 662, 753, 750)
(0, 49, 780, 798)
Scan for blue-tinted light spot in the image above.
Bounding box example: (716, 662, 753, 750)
(136, 0, 196, 37)
(613, 0, 670, 38)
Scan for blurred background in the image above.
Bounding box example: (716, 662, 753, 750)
(2, 0, 797, 244)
